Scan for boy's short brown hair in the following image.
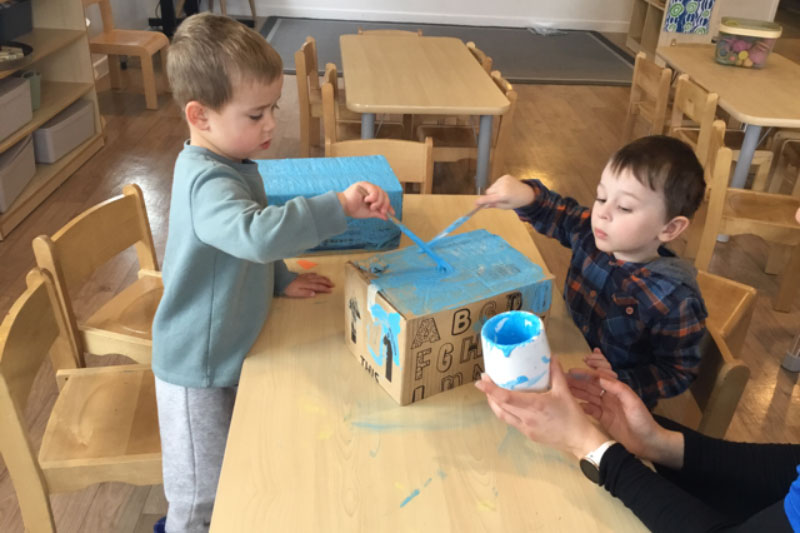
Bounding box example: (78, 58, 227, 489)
(167, 13, 283, 110)
(609, 135, 705, 220)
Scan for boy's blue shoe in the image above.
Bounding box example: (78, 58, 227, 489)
(153, 516, 166, 533)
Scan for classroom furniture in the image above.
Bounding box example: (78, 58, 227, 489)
(340, 34, 510, 193)
(296, 37, 325, 156)
(321, 64, 404, 147)
(32, 184, 162, 365)
(416, 70, 517, 187)
(0, 268, 160, 533)
(657, 44, 800, 190)
(622, 51, 672, 144)
(466, 41, 493, 73)
(768, 129, 800, 197)
(0, 0, 104, 241)
(83, 0, 169, 110)
(695, 143, 800, 312)
(357, 27, 423, 36)
(654, 270, 754, 439)
(210, 195, 647, 532)
(670, 73, 773, 190)
(326, 137, 434, 193)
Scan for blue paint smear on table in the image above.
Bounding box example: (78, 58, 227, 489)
(400, 489, 420, 507)
(257, 155, 403, 251)
(355, 230, 552, 317)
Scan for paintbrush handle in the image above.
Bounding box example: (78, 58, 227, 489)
(428, 205, 484, 246)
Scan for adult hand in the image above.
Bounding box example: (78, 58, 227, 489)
(282, 273, 334, 298)
(567, 368, 684, 469)
(475, 356, 610, 460)
(475, 175, 536, 210)
(338, 182, 395, 220)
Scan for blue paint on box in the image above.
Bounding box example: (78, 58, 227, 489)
(355, 230, 552, 317)
(257, 155, 403, 251)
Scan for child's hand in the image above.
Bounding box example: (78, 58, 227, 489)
(476, 175, 535, 210)
(584, 348, 617, 377)
(338, 182, 395, 220)
(283, 273, 334, 298)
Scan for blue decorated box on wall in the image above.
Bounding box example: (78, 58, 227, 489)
(257, 155, 403, 252)
(344, 229, 554, 405)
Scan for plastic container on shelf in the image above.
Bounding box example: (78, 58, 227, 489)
(0, 135, 35, 213)
(714, 17, 782, 69)
(0, 77, 32, 141)
(33, 99, 95, 163)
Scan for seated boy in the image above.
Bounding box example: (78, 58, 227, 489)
(151, 13, 394, 533)
(477, 136, 708, 408)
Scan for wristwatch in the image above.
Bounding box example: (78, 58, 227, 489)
(579, 440, 617, 484)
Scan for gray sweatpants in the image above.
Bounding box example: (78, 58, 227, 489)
(155, 377, 237, 533)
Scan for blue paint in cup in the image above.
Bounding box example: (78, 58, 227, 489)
(481, 311, 542, 357)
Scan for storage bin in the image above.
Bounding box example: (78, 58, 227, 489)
(0, 135, 35, 213)
(33, 99, 95, 164)
(715, 18, 782, 69)
(0, 77, 32, 142)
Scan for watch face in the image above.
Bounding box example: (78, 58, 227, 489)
(580, 458, 601, 484)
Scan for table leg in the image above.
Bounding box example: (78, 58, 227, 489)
(475, 115, 493, 193)
(361, 113, 376, 139)
(730, 124, 761, 189)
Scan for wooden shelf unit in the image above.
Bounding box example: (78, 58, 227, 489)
(0, 0, 103, 240)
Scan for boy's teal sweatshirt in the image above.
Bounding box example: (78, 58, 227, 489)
(151, 144, 347, 387)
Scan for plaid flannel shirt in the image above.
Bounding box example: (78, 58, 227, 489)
(515, 180, 707, 407)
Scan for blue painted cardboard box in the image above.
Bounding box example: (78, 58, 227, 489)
(344, 229, 554, 405)
(257, 155, 403, 252)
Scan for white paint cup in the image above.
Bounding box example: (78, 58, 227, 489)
(481, 311, 551, 391)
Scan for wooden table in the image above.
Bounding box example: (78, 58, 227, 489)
(210, 195, 646, 532)
(340, 35, 510, 193)
(657, 44, 800, 188)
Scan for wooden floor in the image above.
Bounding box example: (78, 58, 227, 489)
(1, 25, 800, 533)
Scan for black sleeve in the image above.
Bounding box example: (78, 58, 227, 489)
(600, 444, 794, 533)
(653, 416, 800, 520)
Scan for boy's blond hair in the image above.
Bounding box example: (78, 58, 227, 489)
(167, 13, 283, 110)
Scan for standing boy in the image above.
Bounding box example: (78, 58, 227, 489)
(477, 136, 708, 408)
(152, 14, 393, 532)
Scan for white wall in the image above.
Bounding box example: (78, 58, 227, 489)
(222, 0, 635, 32)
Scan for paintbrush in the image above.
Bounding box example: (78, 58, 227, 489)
(386, 213, 454, 273)
(426, 204, 485, 248)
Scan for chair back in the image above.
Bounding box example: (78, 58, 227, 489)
(621, 52, 672, 143)
(32, 184, 159, 363)
(82, 0, 114, 32)
(696, 270, 757, 358)
(295, 36, 320, 108)
(669, 74, 719, 170)
(327, 137, 435, 193)
(357, 28, 422, 36)
(466, 41, 493, 73)
(489, 70, 518, 181)
(0, 269, 74, 533)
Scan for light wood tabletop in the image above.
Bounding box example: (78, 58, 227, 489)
(657, 44, 800, 188)
(210, 195, 646, 532)
(340, 35, 510, 193)
(656, 44, 800, 128)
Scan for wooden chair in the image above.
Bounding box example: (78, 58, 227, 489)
(695, 144, 800, 312)
(466, 41, 493, 73)
(32, 184, 162, 365)
(326, 137, 435, 194)
(357, 27, 423, 36)
(0, 268, 160, 533)
(670, 74, 773, 189)
(654, 271, 754, 438)
(767, 129, 800, 198)
(295, 37, 360, 157)
(83, 0, 169, 110)
(416, 70, 518, 184)
(321, 64, 404, 146)
(621, 52, 672, 144)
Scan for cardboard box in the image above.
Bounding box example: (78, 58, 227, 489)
(345, 229, 553, 405)
(257, 155, 403, 252)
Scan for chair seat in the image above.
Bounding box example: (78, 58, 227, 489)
(416, 124, 478, 162)
(39, 364, 161, 492)
(89, 29, 169, 56)
(309, 87, 361, 122)
(80, 272, 162, 363)
(724, 190, 800, 244)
